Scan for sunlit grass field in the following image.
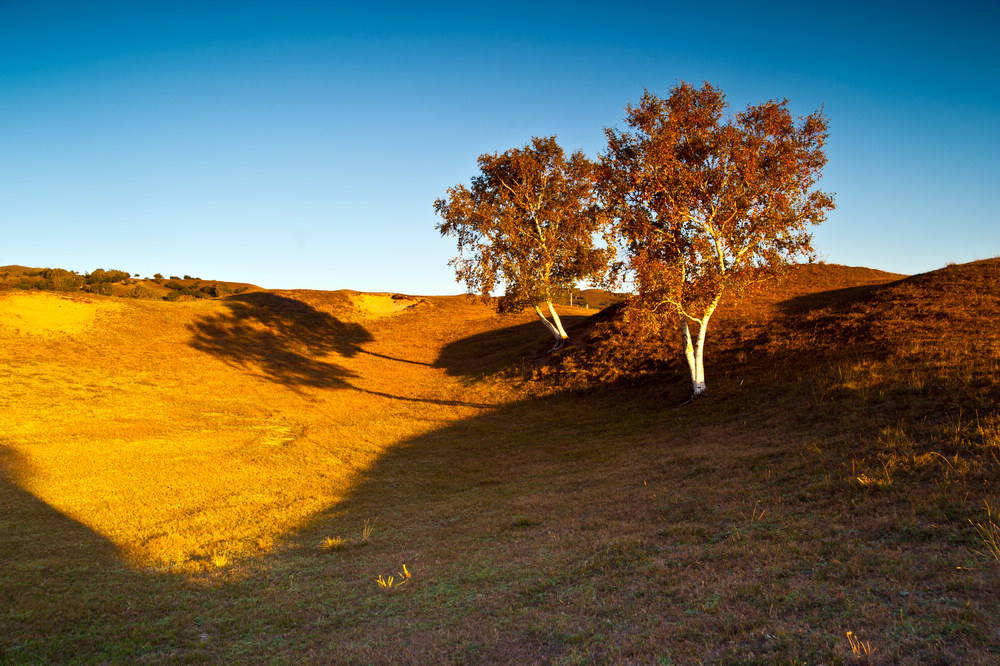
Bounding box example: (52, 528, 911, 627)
(0, 289, 533, 572)
(2, 261, 999, 663)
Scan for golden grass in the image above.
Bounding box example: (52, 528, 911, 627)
(1, 261, 998, 663)
(0, 291, 121, 335)
(0, 290, 544, 572)
(349, 292, 423, 316)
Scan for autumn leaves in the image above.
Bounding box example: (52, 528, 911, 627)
(436, 82, 834, 396)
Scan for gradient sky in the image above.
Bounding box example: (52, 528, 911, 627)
(2, 1, 998, 293)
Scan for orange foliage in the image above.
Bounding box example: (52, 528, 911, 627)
(435, 136, 612, 340)
(599, 82, 835, 393)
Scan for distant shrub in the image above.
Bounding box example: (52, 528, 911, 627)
(164, 290, 184, 301)
(86, 269, 130, 285)
(85, 282, 113, 296)
(170, 276, 180, 280)
(234, 286, 249, 294)
(44, 268, 85, 291)
(200, 282, 233, 297)
(183, 275, 193, 280)
(6, 268, 84, 292)
(18, 271, 48, 290)
(123, 285, 159, 300)
(163, 280, 208, 299)
(31, 268, 84, 291)
(153, 273, 164, 280)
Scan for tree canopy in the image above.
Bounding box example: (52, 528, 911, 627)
(600, 81, 835, 396)
(435, 136, 612, 344)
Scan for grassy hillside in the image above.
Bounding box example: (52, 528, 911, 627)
(0, 264, 260, 300)
(1, 261, 998, 663)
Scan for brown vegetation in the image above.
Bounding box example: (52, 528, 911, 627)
(0, 265, 259, 300)
(1, 260, 998, 663)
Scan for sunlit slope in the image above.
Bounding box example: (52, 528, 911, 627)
(2, 259, 994, 575)
(1, 262, 998, 662)
(0, 289, 584, 570)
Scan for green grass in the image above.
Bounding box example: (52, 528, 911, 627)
(1, 260, 999, 663)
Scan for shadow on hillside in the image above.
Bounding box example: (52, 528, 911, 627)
(259, 380, 845, 661)
(0, 444, 201, 661)
(188, 292, 374, 391)
(0, 387, 682, 661)
(359, 349, 433, 366)
(285, 382, 691, 531)
(0, 445, 122, 568)
(188, 293, 494, 407)
(434, 315, 589, 377)
(707, 279, 905, 368)
(776, 281, 897, 315)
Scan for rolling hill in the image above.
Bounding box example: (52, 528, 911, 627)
(1, 260, 997, 663)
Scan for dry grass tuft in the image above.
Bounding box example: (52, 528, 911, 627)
(846, 630, 877, 658)
(320, 536, 348, 551)
(971, 501, 1000, 565)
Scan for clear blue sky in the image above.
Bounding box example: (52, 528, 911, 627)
(2, 1, 998, 293)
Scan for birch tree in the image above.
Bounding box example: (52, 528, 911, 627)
(435, 136, 611, 349)
(600, 82, 834, 397)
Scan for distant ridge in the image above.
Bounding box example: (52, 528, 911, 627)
(0, 265, 261, 300)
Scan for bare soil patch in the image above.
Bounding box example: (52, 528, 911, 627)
(349, 292, 424, 316)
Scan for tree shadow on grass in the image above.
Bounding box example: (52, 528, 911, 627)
(775, 282, 897, 316)
(188, 292, 374, 391)
(434, 315, 590, 378)
(0, 444, 205, 662)
(263, 382, 817, 662)
(0, 445, 121, 570)
(188, 293, 494, 407)
(706, 278, 904, 370)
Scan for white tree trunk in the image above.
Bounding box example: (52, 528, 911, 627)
(680, 294, 721, 398)
(681, 315, 712, 397)
(533, 304, 566, 343)
(681, 319, 698, 388)
(547, 301, 569, 340)
(693, 315, 709, 396)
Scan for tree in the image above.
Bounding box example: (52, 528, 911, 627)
(85, 268, 130, 285)
(435, 136, 612, 348)
(600, 82, 835, 397)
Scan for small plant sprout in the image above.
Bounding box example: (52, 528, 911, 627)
(321, 536, 347, 551)
(361, 517, 377, 543)
(376, 564, 412, 591)
(970, 500, 1000, 565)
(855, 461, 892, 488)
(846, 631, 875, 658)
